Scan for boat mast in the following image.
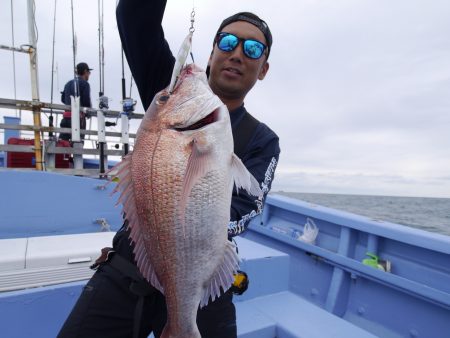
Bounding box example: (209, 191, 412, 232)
(27, 0, 43, 170)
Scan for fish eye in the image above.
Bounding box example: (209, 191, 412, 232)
(157, 94, 170, 105)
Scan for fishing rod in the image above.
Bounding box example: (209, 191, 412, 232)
(98, 0, 105, 98)
(70, 0, 77, 95)
(97, 0, 108, 177)
(121, 48, 126, 101)
(117, 0, 134, 157)
(96, 0, 119, 176)
(120, 47, 132, 156)
(68, 0, 83, 172)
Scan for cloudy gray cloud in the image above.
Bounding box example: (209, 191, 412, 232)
(1, 0, 449, 198)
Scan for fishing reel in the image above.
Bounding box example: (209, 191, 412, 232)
(99, 95, 109, 110)
(122, 98, 136, 115)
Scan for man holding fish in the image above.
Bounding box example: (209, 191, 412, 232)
(58, 1, 280, 337)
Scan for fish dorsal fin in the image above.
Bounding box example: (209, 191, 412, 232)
(180, 138, 215, 232)
(110, 153, 164, 294)
(231, 153, 263, 198)
(199, 240, 240, 307)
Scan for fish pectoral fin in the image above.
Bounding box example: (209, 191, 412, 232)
(199, 241, 240, 308)
(231, 153, 263, 198)
(180, 139, 214, 225)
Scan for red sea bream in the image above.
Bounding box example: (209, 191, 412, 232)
(111, 48, 261, 337)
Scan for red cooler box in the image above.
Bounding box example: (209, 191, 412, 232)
(7, 138, 36, 168)
(55, 140, 72, 168)
(7, 138, 72, 168)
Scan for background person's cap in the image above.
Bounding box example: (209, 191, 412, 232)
(76, 62, 93, 75)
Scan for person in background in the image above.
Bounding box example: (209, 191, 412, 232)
(59, 62, 92, 141)
(58, 1, 280, 337)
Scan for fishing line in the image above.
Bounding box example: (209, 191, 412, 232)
(189, 5, 196, 63)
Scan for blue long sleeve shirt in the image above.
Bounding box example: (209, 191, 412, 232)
(61, 76, 92, 108)
(116, 0, 280, 237)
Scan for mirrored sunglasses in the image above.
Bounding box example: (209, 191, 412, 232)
(215, 32, 267, 60)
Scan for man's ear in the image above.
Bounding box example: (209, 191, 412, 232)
(258, 61, 269, 80)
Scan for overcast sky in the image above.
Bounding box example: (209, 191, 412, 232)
(1, 0, 449, 198)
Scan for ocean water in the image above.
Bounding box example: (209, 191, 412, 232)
(273, 192, 450, 236)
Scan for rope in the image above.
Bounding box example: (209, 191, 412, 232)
(32, 0, 39, 43)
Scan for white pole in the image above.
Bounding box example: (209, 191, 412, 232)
(70, 95, 81, 142)
(120, 113, 129, 145)
(27, 0, 40, 101)
(27, 0, 43, 170)
(97, 110, 106, 143)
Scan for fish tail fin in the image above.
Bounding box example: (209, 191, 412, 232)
(199, 240, 240, 308)
(231, 153, 263, 198)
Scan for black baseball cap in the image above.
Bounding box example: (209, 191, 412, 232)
(216, 12, 272, 59)
(76, 62, 93, 75)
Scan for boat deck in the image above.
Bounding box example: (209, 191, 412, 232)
(0, 171, 449, 338)
(0, 235, 377, 338)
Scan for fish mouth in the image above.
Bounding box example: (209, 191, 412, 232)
(174, 108, 221, 132)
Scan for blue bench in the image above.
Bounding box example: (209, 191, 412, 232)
(233, 237, 377, 338)
(234, 237, 290, 301)
(236, 292, 378, 338)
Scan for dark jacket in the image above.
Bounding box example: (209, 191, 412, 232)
(116, 0, 280, 242)
(61, 76, 92, 108)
